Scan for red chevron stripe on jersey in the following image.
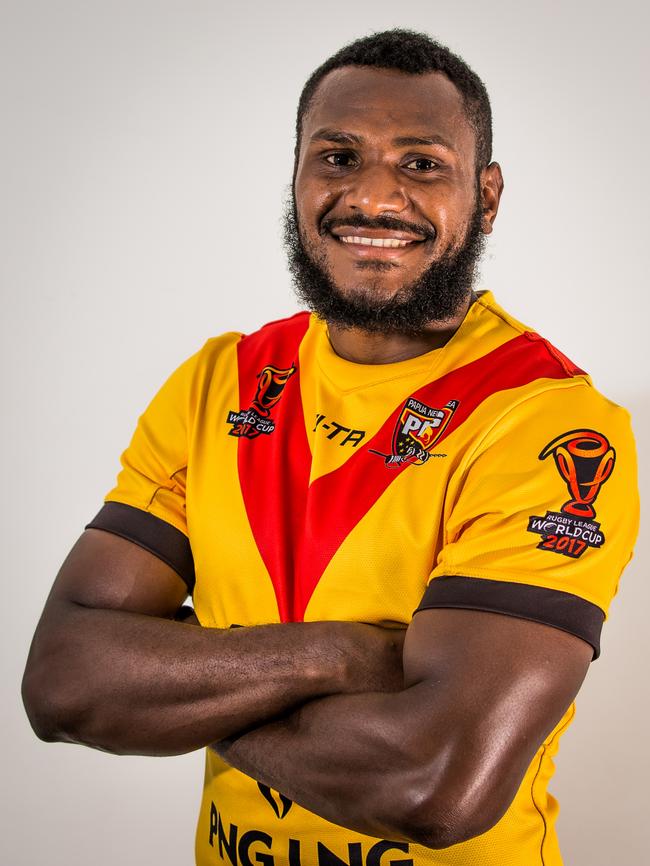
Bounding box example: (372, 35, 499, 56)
(237, 320, 583, 622)
(235, 313, 313, 623)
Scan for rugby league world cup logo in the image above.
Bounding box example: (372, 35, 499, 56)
(539, 429, 616, 519)
(528, 428, 616, 559)
(227, 364, 296, 439)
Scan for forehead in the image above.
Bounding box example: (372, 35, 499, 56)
(302, 66, 475, 157)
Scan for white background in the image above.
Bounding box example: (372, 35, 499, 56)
(1, 1, 648, 863)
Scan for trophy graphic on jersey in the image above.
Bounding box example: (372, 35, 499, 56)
(539, 429, 616, 519)
(253, 365, 296, 416)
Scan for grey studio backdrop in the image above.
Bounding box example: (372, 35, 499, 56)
(1, 1, 648, 864)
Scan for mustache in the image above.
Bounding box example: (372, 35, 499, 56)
(320, 214, 436, 241)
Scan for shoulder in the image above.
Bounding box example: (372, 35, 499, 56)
(236, 310, 312, 353)
(469, 292, 632, 434)
(171, 311, 311, 382)
(472, 291, 586, 379)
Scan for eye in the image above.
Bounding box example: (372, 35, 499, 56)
(324, 151, 357, 168)
(404, 157, 439, 172)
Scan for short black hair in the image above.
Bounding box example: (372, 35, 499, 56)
(295, 29, 493, 172)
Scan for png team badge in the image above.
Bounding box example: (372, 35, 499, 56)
(371, 398, 459, 467)
(227, 364, 296, 439)
(527, 429, 616, 558)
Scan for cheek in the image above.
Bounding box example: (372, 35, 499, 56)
(424, 188, 477, 249)
(296, 167, 341, 219)
(301, 185, 337, 223)
(297, 192, 341, 253)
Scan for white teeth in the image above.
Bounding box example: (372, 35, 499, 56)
(340, 236, 410, 248)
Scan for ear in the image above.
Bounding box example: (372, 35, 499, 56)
(479, 162, 504, 234)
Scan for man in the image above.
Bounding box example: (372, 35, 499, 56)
(22, 29, 638, 866)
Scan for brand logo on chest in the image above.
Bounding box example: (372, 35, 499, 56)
(313, 413, 366, 447)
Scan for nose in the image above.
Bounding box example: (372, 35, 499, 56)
(343, 162, 408, 215)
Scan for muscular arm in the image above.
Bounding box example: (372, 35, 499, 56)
(216, 608, 592, 848)
(21, 529, 404, 757)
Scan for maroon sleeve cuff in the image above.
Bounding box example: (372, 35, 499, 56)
(86, 502, 195, 592)
(415, 575, 605, 659)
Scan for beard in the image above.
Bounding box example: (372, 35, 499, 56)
(282, 192, 486, 335)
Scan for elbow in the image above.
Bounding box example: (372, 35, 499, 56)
(394, 808, 498, 850)
(386, 802, 486, 850)
(22, 655, 86, 745)
(376, 766, 508, 849)
(22, 667, 62, 742)
(390, 799, 501, 850)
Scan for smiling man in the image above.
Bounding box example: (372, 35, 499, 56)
(22, 29, 638, 866)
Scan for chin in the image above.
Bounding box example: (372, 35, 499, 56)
(332, 260, 426, 292)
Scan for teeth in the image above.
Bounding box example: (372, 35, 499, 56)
(340, 236, 410, 248)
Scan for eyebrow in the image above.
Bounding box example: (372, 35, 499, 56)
(392, 134, 455, 151)
(310, 128, 455, 151)
(310, 128, 363, 145)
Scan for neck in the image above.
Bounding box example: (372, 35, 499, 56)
(326, 293, 476, 365)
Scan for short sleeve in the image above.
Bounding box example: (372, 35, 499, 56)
(85, 349, 203, 591)
(416, 383, 639, 658)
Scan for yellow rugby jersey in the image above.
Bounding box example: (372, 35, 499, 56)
(88, 291, 639, 866)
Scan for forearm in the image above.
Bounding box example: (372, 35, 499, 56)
(22, 604, 390, 757)
(216, 686, 436, 842)
(215, 609, 588, 849)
